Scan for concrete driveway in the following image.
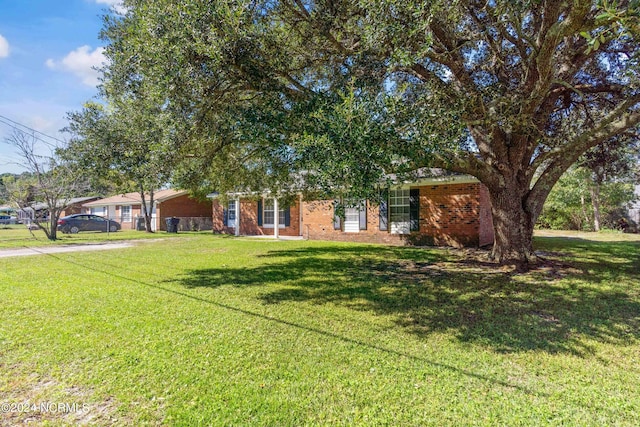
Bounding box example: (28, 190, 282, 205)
(0, 242, 134, 258)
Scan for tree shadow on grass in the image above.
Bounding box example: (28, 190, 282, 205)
(170, 242, 640, 356)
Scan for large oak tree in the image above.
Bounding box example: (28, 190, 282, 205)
(103, 0, 640, 267)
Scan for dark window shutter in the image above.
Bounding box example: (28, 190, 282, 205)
(223, 208, 228, 226)
(333, 200, 341, 230)
(410, 189, 420, 231)
(359, 201, 367, 230)
(284, 206, 291, 227)
(257, 199, 263, 226)
(379, 190, 388, 231)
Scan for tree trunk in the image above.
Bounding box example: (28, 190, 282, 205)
(487, 185, 540, 271)
(139, 186, 154, 233)
(580, 195, 590, 229)
(590, 184, 601, 232)
(48, 213, 58, 240)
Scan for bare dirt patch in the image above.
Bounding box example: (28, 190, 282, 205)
(0, 366, 120, 426)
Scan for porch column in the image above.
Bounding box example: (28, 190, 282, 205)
(235, 199, 240, 236)
(273, 197, 279, 239)
(299, 194, 303, 236)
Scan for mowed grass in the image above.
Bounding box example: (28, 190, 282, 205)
(0, 232, 639, 425)
(0, 225, 189, 249)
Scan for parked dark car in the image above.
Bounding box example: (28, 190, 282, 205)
(0, 215, 17, 225)
(57, 214, 121, 234)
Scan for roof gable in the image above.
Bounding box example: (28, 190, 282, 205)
(83, 189, 188, 207)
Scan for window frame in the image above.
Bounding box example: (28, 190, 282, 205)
(389, 189, 411, 234)
(227, 200, 236, 222)
(121, 205, 132, 223)
(262, 199, 285, 229)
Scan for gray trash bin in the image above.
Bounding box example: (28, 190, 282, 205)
(166, 217, 180, 233)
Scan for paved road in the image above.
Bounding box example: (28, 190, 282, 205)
(0, 242, 134, 258)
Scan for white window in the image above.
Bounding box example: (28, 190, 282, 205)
(263, 199, 285, 228)
(389, 189, 410, 234)
(343, 207, 360, 233)
(121, 206, 132, 222)
(91, 207, 106, 217)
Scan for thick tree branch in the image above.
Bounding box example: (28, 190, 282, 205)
(428, 18, 486, 114)
(429, 151, 499, 188)
(523, 1, 591, 115)
(530, 100, 640, 209)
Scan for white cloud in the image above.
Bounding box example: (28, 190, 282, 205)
(94, 0, 127, 14)
(46, 45, 106, 87)
(0, 34, 9, 58)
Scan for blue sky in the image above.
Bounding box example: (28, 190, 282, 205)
(0, 0, 122, 173)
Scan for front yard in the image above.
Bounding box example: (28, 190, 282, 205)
(0, 232, 639, 425)
(0, 225, 190, 249)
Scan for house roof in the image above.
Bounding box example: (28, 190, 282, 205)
(67, 197, 101, 205)
(207, 169, 480, 199)
(9, 197, 100, 212)
(83, 189, 188, 207)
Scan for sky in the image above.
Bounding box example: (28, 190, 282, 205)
(0, 0, 123, 173)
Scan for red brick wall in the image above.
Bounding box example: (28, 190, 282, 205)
(60, 204, 82, 218)
(302, 200, 403, 244)
(302, 183, 494, 248)
(157, 194, 212, 231)
(240, 199, 261, 235)
(209, 183, 493, 247)
(212, 198, 301, 236)
(212, 200, 228, 234)
(417, 183, 481, 247)
(60, 204, 82, 217)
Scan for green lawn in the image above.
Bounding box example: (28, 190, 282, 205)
(0, 232, 639, 425)
(0, 225, 190, 249)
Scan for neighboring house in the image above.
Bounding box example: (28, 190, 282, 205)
(12, 197, 100, 224)
(16, 202, 48, 223)
(59, 197, 101, 217)
(0, 205, 14, 215)
(83, 189, 212, 231)
(210, 174, 495, 247)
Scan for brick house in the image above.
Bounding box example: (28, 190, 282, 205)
(210, 175, 495, 247)
(83, 189, 212, 231)
(59, 197, 101, 217)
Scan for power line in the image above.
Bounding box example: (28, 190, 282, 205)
(0, 114, 66, 144)
(0, 114, 66, 148)
(0, 118, 57, 150)
(0, 119, 58, 150)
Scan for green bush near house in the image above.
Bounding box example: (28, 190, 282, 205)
(0, 232, 639, 425)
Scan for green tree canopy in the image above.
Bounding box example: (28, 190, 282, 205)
(100, 0, 640, 267)
(64, 93, 179, 232)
